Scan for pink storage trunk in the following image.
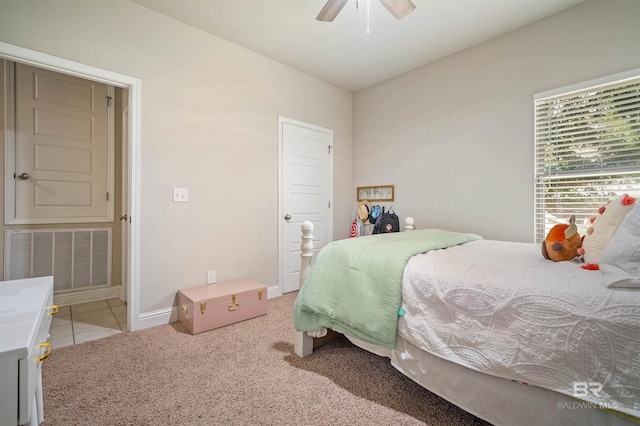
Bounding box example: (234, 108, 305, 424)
(177, 279, 268, 334)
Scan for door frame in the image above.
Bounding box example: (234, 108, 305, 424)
(277, 115, 333, 296)
(121, 103, 130, 303)
(0, 42, 142, 331)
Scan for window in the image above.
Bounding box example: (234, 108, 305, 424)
(534, 70, 640, 242)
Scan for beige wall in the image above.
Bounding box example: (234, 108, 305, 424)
(4, 0, 636, 317)
(353, 0, 640, 242)
(0, 0, 353, 313)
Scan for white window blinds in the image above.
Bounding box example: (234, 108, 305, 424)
(534, 72, 640, 242)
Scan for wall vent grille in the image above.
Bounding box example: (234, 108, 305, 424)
(5, 228, 112, 293)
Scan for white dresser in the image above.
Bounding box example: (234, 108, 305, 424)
(0, 277, 55, 426)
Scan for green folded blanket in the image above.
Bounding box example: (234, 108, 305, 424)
(293, 229, 482, 348)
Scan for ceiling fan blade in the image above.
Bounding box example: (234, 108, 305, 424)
(379, 0, 416, 20)
(316, 0, 348, 22)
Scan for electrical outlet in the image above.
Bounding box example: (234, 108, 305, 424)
(172, 187, 188, 203)
(207, 270, 216, 284)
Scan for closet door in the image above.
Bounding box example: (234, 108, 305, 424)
(279, 116, 333, 294)
(9, 62, 114, 224)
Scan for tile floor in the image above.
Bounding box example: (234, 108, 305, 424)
(49, 298, 127, 349)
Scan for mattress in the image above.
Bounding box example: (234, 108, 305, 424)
(396, 239, 640, 418)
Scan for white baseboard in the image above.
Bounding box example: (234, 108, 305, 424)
(135, 306, 179, 330)
(54, 285, 122, 307)
(267, 285, 281, 299)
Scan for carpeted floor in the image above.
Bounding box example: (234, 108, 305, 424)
(42, 292, 490, 425)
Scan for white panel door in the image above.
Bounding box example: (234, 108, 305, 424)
(10, 63, 113, 224)
(280, 117, 332, 294)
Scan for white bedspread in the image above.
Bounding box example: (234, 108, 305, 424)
(397, 239, 640, 418)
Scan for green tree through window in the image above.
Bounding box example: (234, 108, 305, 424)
(534, 74, 640, 242)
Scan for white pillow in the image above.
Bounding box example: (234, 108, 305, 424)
(581, 194, 636, 265)
(600, 203, 640, 288)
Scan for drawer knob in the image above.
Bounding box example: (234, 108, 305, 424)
(47, 305, 59, 316)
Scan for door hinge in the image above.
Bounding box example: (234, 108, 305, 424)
(106, 192, 109, 201)
(106, 96, 113, 107)
(328, 201, 331, 208)
(328, 145, 333, 154)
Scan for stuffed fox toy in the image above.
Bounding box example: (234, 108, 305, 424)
(542, 215, 581, 262)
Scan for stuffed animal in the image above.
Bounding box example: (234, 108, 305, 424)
(577, 194, 637, 269)
(542, 215, 581, 262)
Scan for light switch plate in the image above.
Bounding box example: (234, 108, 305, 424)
(172, 187, 188, 203)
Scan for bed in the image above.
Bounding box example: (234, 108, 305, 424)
(292, 210, 640, 426)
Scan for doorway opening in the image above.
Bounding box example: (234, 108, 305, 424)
(0, 41, 141, 333)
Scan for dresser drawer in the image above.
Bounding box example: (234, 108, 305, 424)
(19, 293, 54, 424)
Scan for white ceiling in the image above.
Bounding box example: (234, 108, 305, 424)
(133, 0, 586, 92)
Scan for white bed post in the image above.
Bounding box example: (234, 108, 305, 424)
(405, 217, 415, 231)
(298, 221, 314, 287)
(295, 220, 315, 357)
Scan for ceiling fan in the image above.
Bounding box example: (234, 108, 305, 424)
(316, 0, 416, 22)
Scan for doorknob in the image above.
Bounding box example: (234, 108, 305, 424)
(284, 214, 291, 221)
(16, 172, 30, 180)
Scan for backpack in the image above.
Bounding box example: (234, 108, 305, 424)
(372, 207, 400, 234)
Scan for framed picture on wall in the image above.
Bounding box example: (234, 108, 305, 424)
(357, 185, 394, 202)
